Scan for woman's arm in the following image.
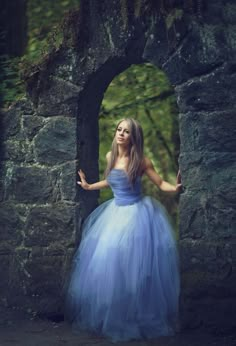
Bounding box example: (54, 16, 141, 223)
(77, 169, 109, 190)
(143, 157, 182, 193)
(77, 152, 111, 191)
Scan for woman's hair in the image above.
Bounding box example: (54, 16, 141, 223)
(105, 118, 144, 184)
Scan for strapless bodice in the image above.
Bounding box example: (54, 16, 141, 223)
(106, 169, 142, 206)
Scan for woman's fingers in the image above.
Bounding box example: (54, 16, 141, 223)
(176, 170, 181, 184)
(176, 183, 182, 192)
(78, 169, 86, 180)
(77, 169, 87, 188)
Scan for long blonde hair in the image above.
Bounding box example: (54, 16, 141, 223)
(105, 118, 144, 184)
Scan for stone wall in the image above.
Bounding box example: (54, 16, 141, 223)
(0, 99, 79, 316)
(0, 0, 236, 331)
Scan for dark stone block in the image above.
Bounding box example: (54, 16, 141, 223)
(0, 254, 11, 296)
(24, 203, 75, 247)
(176, 64, 236, 112)
(2, 140, 27, 162)
(44, 244, 67, 256)
(163, 23, 228, 85)
(205, 194, 236, 239)
(0, 243, 13, 255)
(60, 161, 77, 201)
(8, 248, 65, 314)
(222, 3, 236, 24)
(50, 162, 77, 203)
(180, 239, 233, 274)
(179, 193, 206, 239)
(37, 77, 81, 117)
(179, 152, 236, 199)
(143, 15, 188, 67)
(179, 111, 236, 153)
(12, 98, 35, 115)
(181, 270, 235, 299)
(33, 117, 76, 165)
(24, 254, 65, 295)
(0, 175, 4, 202)
(22, 115, 44, 140)
(179, 191, 236, 240)
(182, 297, 236, 333)
(2, 108, 21, 140)
(0, 203, 23, 245)
(6, 166, 53, 203)
(2, 99, 35, 141)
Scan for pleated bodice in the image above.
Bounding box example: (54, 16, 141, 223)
(107, 169, 142, 206)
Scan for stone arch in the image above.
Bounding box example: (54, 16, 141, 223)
(0, 0, 235, 331)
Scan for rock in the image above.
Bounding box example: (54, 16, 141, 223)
(163, 23, 229, 85)
(176, 63, 236, 113)
(179, 193, 206, 239)
(2, 140, 27, 162)
(0, 203, 23, 245)
(24, 203, 75, 247)
(179, 110, 236, 153)
(6, 166, 53, 203)
(60, 161, 77, 201)
(36, 77, 81, 117)
(22, 115, 45, 140)
(2, 107, 21, 140)
(33, 117, 76, 165)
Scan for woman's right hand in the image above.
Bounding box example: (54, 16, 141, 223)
(77, 169, 90, 190)
(175, 169, 182, 193)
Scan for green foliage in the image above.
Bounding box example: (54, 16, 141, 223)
(98, 63, 180, 229)
(1, 0, 79, 107)
(26, 0, 79, 62)
(0, 55, 25, 107)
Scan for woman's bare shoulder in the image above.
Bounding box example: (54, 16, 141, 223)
(141, 156, 153, 171)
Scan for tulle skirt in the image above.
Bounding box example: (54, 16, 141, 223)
(65, 196, 180, 342)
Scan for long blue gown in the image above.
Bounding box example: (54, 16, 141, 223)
(66, 168, 180, 342)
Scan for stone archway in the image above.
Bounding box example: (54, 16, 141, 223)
(0, 0, 235, 331)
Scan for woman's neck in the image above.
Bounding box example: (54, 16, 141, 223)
(117, 146, 129, 158)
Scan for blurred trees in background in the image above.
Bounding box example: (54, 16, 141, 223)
(0, 0, 180, 227)
(26, 0, 79, 61)
(0, 0, 28, 105)
(0, 0, 79, 107)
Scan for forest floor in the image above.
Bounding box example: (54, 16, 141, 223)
(0, 308, 235, 346)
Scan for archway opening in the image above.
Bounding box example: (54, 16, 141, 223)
(98, 63, 180, 230)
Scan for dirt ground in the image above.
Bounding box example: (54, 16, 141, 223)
(0, 309, 235, 346)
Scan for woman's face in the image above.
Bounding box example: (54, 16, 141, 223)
(115, 120, 131, 147)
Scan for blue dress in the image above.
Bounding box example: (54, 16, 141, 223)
(66, 169, 180, 342)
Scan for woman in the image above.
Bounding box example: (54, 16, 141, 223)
(66, 118, 182, 342)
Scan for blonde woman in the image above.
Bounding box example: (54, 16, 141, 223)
(66, 118, 182, 342)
